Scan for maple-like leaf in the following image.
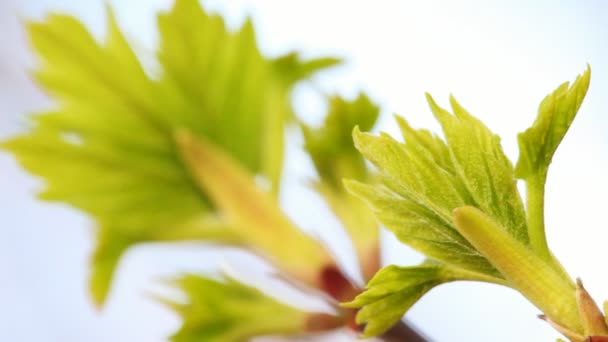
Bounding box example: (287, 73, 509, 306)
(516, 66, 591, 180)
(345, 68, 592, 338)
(343, 261, 506, 337)
(347, 93, 529, 277)
(2, 0, 339, 305)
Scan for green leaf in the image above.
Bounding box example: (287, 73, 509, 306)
(345, 180, 498, 276)
(514, 67, 591, 262)
(302, 94, 380, 188)
(515, 66, 591, 180)
(349, 76, 591, 339)
(426, 94, 528, 245)
(157, 0, 336, 193)
(348, 94, 537, 335)
(91, 217, 243, 305)
(302, 94, 381, 279)
(352, 125, 469, 224)
(350, 111, 521, 276)
(3, 0, 338, 305)
(394, 115, 455, 175)
(343, 262, 506, 337)
(165, 274, 311, 342)
(272, 52, 342, 88)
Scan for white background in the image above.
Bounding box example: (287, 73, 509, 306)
(1, 1, 608, 341)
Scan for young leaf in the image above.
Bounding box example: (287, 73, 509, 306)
(348, 92, 585, 338)
(165, 274, 319, 342)
(426, 95, 529, 245)
(515, 67, 591, 263)
(3, 0, 338, 305)
(157, 0, 337, 191)
(302, 94, 381, 280)
(343, 262, 506, 337)
(345, 180, 498, 276)
(353, 126, 468, 221)
(349, 104, 529, 278)
(515, 66, 591, 180)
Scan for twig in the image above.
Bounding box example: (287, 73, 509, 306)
(379, 320, 429, 342)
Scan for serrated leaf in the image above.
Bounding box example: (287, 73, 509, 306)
(343, 262, 505, 337)
(348, 94, 540, 334)
(352, 126, 469, 222)
(426, 94, 528, 244)
(166, 274, 311, 342)
(515, 66, 591, 180)
(156, 0, 336, 192)
(345, 180, 498, 276)
(3, 0, 338, 305)
(350, 117, 511, 277)
(302, 94, 381, 279)
(514, 67, 591, 264)
(349, 77, 593, 339)
(394, 115, 455, 174)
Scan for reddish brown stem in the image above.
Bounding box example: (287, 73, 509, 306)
(379, 319, 428, 342)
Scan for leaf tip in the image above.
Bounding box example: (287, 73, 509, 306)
(351, 125, 365, 150)
(424, 92, 436, 106)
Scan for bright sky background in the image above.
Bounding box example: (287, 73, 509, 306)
(1, 1, 608, 341)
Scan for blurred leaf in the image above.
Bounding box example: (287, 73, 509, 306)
(302, 94, 381, 279)
(302, 94, 379, 188)
(515, 66, 591, 180)
(91, 217, 242, 305)
(272, 52, 342, 88)
(3, 0, 338, 305)
(343, 262, 505, 337)
(166, 274, 312, 342)
(175, 130, 333, 285)
(156, 0, 337, 193)
(604, 301, 608, 327)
